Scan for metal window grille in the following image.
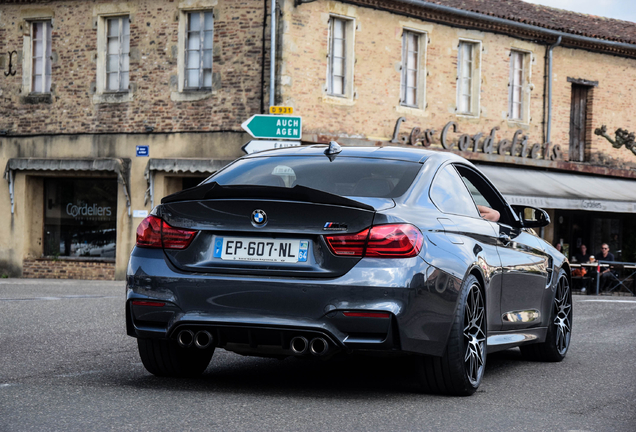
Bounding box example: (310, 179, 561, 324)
(401, 31, 420, 107)
(457, 42, 474, 114)
(106, 17, 130, 92)
(185, 11, 214, 89)
(31, 21, 52, 93)
(328, 18, 346, 96)
(509, 51, 525, 120)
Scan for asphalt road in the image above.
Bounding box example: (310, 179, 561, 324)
(0, 279, 634, 432)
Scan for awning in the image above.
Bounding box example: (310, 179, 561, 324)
(144, 158, 234, 208)
(3, 158, 131, 216)
(476, 165, 636, 213)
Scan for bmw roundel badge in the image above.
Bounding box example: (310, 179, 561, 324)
(251, 209, 267, 227)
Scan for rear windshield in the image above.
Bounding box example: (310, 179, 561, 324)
(207, 156, 422, 198)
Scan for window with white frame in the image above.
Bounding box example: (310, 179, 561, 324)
(31, 21, 52, 93)
(185, 11, 213, 90)
(509, 50, 527, 121)
(328, 17, 347, 96)
(401, 30, 424, 108)
(105, 17, 130, 92)
(457, 41, 479, 115)
(327, 16, 354, 98)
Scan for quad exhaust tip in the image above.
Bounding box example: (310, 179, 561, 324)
(177, 330, 194, 348)
(177, 330, 214, 349)
(310, 337, 329, 356)
(194, 330, 214, 349)
(290, 336, 309, 355)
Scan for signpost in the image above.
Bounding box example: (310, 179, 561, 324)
(241, 115, 302, 140)
(241, 140, 301, 154)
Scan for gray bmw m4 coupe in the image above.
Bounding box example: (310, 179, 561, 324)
(126, 144, 572, 396)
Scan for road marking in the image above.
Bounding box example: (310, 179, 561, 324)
(578, 299, 636, 303)
(0, 295, 119, 302)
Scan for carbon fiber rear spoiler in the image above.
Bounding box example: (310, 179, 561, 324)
(161, 182, 375, 211)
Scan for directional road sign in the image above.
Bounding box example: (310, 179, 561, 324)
(241, 115, 302, 140)
(241, 140, 301, 154)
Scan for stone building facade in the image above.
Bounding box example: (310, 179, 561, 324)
(1, 0, 636, 279)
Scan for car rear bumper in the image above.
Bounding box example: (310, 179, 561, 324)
(126, 247, 462, 357)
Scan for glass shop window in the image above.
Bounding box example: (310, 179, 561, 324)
(43, 178, 117, 258)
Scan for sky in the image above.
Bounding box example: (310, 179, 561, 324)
(522, 0, 636, 24)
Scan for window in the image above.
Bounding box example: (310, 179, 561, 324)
(327, 16, 354, 98)
(21, 19, 53, 97)
(508, 51, 524, 120)
(105, 17, 130, 92)
(454, 165, 514, 225)
(457, 41, 479, 116)
(429, 165, 480, 218)
(209, 157, 422, 198)
(401, 30, 424, 108)
(329, 18, 346, 96)
(31, 21, 52, 93)
(44, 178, 117, 258)
(185, 11, 213, 90)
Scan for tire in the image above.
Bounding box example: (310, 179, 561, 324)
(520, 269, 572, 362)
(137, 337, 214, 377)
(416, 274, 486, 396)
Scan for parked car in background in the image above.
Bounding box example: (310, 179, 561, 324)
(126, 144, 571, 396)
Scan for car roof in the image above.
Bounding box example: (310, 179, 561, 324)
(243, 144, 438, 163)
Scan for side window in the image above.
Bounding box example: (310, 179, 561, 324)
(430, 165, 480, 218)
(454, 165, 513, 225)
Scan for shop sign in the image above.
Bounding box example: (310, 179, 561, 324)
(391, 118, 563, 160)
(66, 202, 112, 219)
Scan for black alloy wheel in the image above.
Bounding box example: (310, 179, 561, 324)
(463, 281, 486, 387)
(520, 269, 572, 362)
(416, 274, 486, 396)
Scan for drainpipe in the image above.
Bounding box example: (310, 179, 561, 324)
(269, 0, 276, 109)
(545, 36, 562, 144)
(260, 0, 268, 114)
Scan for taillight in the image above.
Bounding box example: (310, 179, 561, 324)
(365, 224, 423, 258)
(324, 224, 422, 258)
(136, 215, 162, 248)
(324, 229, 369, 257)
(136, 215, 197, 250)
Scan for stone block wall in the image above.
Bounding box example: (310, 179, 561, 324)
(0, 0, 267, 135)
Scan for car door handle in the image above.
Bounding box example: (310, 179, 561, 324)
(499, 233, 511, 245)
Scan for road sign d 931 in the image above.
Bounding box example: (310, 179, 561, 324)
(241, 115, 302, 140)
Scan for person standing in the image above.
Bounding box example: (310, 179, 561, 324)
(596, 243, 617, 292)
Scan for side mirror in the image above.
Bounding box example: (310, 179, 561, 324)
(511, 205, 551, 228)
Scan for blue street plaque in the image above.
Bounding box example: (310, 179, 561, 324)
(136, 145, 149, 157)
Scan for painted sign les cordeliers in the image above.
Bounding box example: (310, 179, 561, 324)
(241, 115, 302, 140)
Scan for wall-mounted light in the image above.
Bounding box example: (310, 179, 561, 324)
(144, 126, 155, 133)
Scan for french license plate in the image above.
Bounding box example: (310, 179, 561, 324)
(213, 237, 309, 263)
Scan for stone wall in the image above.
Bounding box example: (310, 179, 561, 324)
(22, 259, 115, 280)
(0, 0, 267, 134)
(280, 0, 636, 169)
